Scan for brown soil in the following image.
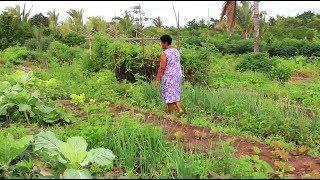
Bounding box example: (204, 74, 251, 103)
(58, 100, 320, 178)
(289, 70, 316, 83)
(57, 100, 88, 119)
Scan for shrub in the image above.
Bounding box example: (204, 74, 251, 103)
(236, 52, 275, 73)
(267, 39, 320, 58)
(24, 37, 53, 51)
(0, 46, 29, 65)
(47, 41, 86, 65)
(269, 61, 294, 82)
(180, 45, 211, 85)
(84, 34, 113, 72)
(61, 32, 86, 46)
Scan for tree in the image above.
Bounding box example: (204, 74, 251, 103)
(47, 10, 59, 30)
(220, 1, 237, 36)
(152, 16, 163, 28)
(4, 3, 31, 22)
(220, 1, 260, 52)
(29, 13, 49, 28)
(253, 1, 260, 52)
(86, 16, 107, 34)
(0, 11, 33, 50)
(236, 1, 253, 39)
(67, 9, 85, 34)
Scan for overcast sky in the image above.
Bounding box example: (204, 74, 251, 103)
(1, 1, 320, 27)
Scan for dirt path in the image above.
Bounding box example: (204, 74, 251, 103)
(58, 100, 320, 178)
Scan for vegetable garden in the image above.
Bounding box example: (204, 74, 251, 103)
(1, 2, 320, 179)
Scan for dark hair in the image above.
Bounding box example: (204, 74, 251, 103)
(160, 34, 172, 45)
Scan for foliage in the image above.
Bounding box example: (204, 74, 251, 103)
(29, 13, 49, 28)
(24, 37, 53, 51)
(236, 52, 275, 73)
(0, 12, 33, 50)
(0, 46, 29, 65)
(70, 93, 85, 105)
(0, 70, 73, 124)
(34, 130, 116, 179)
(61, 32, 86, 47)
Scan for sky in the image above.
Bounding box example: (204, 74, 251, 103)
(1, 1, 320, 27)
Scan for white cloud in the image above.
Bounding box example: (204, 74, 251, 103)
(0, 1, 319, 27)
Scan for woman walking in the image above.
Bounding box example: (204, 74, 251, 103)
(154, 34, 184, 116)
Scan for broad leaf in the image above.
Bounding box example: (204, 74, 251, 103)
(81, 148, 115, 166)
(59, 137, 88, 167)
(0, 81, 11, 93)
(18, 104, 31, 112)
(36, 104, 55, 114)
(62, 169, 92, 179)
(0, 103, 15, 115)
(34, 130, 61, 154)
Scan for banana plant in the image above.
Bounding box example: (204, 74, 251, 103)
(34, 131, 116, 179)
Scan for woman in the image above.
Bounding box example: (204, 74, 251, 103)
(154, 34, 184, 116)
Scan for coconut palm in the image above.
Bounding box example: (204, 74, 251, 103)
(253, 1, 260, 52)
(47, 10, 59, 30)
(152, 16, 163, 28)
(220, 1, 260, 52)
(86, 16, 107, 34)
(236, 1, 253, 39)
(67, 9, 85, 34)
(5, 3, 31, 22)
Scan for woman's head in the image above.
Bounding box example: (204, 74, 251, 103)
(160, 34, 172, 49)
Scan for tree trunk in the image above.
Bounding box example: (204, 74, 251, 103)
(253, 1, 260, 52)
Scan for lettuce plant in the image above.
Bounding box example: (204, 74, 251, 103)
(34, 131, 115, 179)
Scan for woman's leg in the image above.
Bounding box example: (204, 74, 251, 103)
(175, 101, 183, 112)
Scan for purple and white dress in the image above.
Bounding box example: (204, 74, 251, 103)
(161, 48, 183, 104)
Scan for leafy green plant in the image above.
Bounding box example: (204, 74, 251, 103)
(0, 70, 72, 124)
(34, 130, 116, 179)
(70, 93, 85, 105)
(0, 45, 29, 65)
(0, 132, 33, 177)
(236, 52, 275, 74)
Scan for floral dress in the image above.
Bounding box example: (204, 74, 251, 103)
(161, 48, 183, 104)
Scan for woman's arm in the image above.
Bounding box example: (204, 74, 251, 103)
(155, 52, 167, 82)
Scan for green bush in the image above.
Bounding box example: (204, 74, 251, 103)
(268, 38, 320, 57)
(84, 34, 113, 72)
(61, 32, 86, 46)
(47, 41, 87, 65)
(268, 60, 294, 82)
(236, 52, 275, 73)
(180, 45, 211, 85)
(0, 46, 29, 65)
(24, 37, 53, 51)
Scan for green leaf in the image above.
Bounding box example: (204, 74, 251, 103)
(0, 81, 11, 92)
(18, 104, 31, 112)
(0, 103, 15, 115)
(59, 137, 88, 167)
(34, 130, 61, 154)
(81, 148, 115, 166)
(62, 169, 92, 179)
(36, 104, 55, 114)
(11, 84, 22, 92)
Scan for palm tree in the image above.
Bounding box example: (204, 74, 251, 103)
(220, 1, 237, 36)
(47, 10, 59, 30)
(236, 1, 253, 39)
(220, 1, 260, 52)
(152, 16, 163, 28)
(253, 1, 260, 52)
(5, 3, 31, 22)
(67, 9, 85, 34)
(86, 16, 107, 34)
